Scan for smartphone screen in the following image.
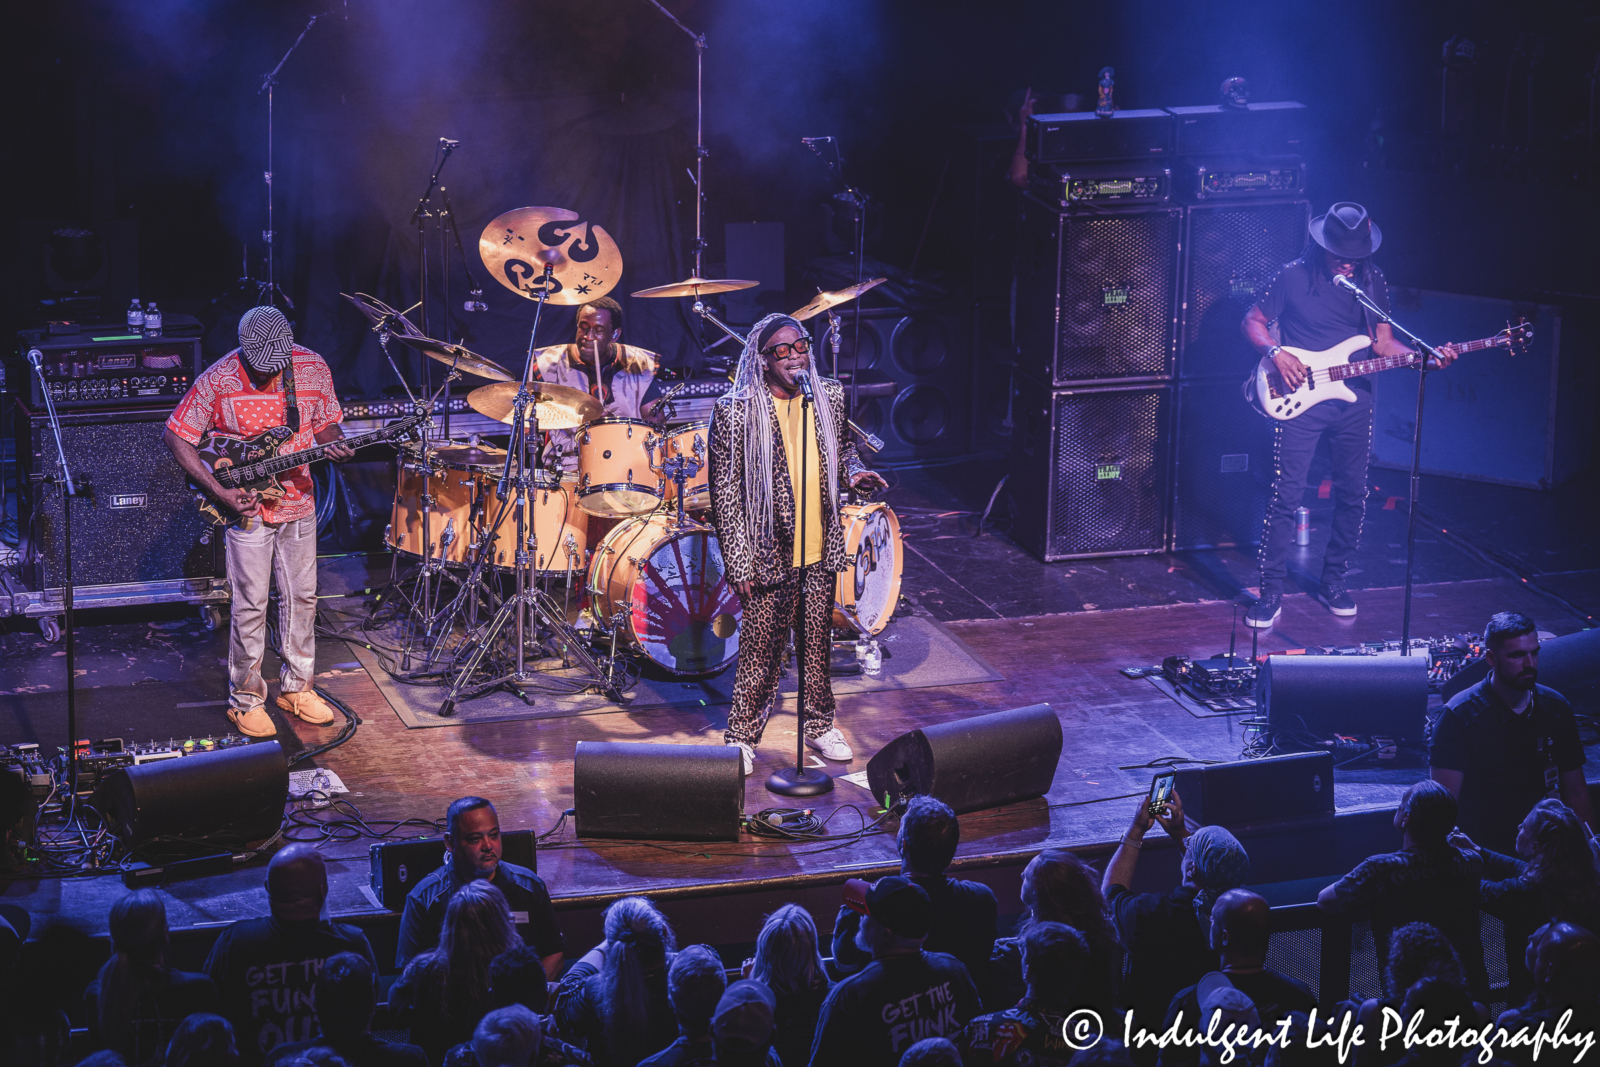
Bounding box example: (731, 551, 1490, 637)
(1148, 772, 1176, 817)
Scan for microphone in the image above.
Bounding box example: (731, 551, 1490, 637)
(439, 137, 461, 149)
(463, 290, 488, 312)
(796, 370, 816, 404)
(801, 136, 833, 146)
(27, 348, 44, 369)
(1333, 273, 1362, 296)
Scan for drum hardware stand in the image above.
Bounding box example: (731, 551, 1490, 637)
(803, 138, 868, 418)
(638, 0, 708, 278)
(409, 137, 460, 439)
(823, 308, 884, 452)
(659, 452, 702, 529)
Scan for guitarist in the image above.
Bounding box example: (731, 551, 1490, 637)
(162, 306, 354, 738)
(1240, 203, 1457, 629)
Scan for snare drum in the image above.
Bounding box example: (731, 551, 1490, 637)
(833, 502, 903, 635)
(656, 420, 711, 513)
(588, 514, 741, 675)
(478, 470, 588, 575)
(575, 417, 664, 518)
(388, 443, 498, 566)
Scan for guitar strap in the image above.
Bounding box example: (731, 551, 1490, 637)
(281, 359, 301, 433)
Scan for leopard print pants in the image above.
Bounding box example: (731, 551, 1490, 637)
(724, 564, 837, 746)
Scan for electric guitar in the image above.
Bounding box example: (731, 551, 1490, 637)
(192, 414, 425, 525)
(1246, 319, 1532, 422)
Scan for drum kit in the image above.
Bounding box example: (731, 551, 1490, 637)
(355, 204, 904, 713)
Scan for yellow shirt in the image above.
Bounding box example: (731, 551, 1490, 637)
(774, 394, 825, 567)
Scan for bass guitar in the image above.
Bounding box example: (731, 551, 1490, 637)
(1246, 319, 1532, 422)
(192, 414, 425, 525)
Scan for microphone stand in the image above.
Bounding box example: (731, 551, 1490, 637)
(638, 0, 708, 279)
(410, 139, 458, 441)
(768, 373, 833, 797)
(803, 139, 868, 417)
(1334, 276, 1446, 656)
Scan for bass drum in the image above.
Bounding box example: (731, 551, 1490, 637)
(833, 502, 903, 635)
(588, 515, 741, 675)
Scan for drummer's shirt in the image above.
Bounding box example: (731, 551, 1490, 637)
(774, 394, 825, 568)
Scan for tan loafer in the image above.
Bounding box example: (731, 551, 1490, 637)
(228, 706, 278, 738)
(276, 690, 335, 726)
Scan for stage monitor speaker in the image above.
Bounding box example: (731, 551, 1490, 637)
(1016, 197, 1181, 386)
(370, 830, 538, 911)
(1171, 377, 1274, 550)
(1259, 654, 1430, 741)
(1009, 380, 1171, 560)
(813, 307, 973, 461)
(1439, 628, 1600, 716)
(18, 406, 222, 589)
(95, 740, 289, 847)
(574, 741, 743, 841)
(866, 703, 1062, 814)
(1173, 751, 1334, 828)
(1180, 200, 1310, 379)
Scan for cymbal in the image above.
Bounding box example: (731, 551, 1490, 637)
(467, 381, 601, 432)
(390, 334, 514, 382)
(632, 277, 760, 299)
(790, 277, 888, 322)
(341, 292, 422, 337)
(480, 207, 622, 306)
(431, 444, 507, 466)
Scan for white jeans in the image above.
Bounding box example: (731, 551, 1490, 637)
(225, 513, 319, 712)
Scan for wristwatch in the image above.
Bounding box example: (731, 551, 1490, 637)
(1267, 345, 1283, 360)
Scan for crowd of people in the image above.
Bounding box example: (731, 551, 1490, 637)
(3, 615, 1597, 1067)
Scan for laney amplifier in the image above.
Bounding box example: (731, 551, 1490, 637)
(1029, 159, 1172, 208)
(369, 830, 538, 911)
(1185, 156, 1307, 201)
(15, 330, 202, 409)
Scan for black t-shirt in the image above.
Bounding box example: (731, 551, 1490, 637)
(264, 1033, 429, 1067)
(1105, 883, 1216, 1032)
(1430, 679, 1586, 854)
(830, 874, 999, 992)
(1158, 970, 1317, 1067)
(637, 1034, 781, 1067)
(203, 917, 378, 1067)
(957, 998, 1077, 1067)
(1254, 259, 1390, 385)
(808, 949, 982, 1067)
(396, 860, 566, 967)
(86, 968, 219, 1067)
(769, 982, 829, 1067)
(555, 959, 678, 1067)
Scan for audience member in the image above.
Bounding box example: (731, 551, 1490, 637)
(809, 876, 982, 1066)
(712, 981, 779, 1067)
(833, 797, 998, 994)
(397, 797, 565, 976)
(274, 1050, 350, 1067)
(390, 880, 522, 1065)
(1068, 1041, 1135, 1067)
(1317, 780, 1487, 998)
(1430, 612, 1595, 854)
(898, 1036, 960, 1067)
(86, 888, 218, 1066)
(1389, 978, 1479, 1067)
(77, 1054, 131, 1067)
(441, 947, 591, 1066)
(1158, 891, 1315, 1067)
(747, 904, 831, 1067)
(166, 1013, 242, 1067)
(1499, 922, 1600, 1034)
(1102, 792, 1249, 1041)
(1350, 922, 1481, 1067)
(469, 1006, 541, 1067)
(1188, 979, 1260, 1067)
(555, 896, 679, 1067)
(1261, 1013, 1315, 1067)
(206, 844, 378, 1066)
(642, 945, 741, 1067)
(4, 1005, 71, 1067)
(991, 850, 1122, 1012)
(263, 952, 426, 1067)
(957, 921, 1090, 1066)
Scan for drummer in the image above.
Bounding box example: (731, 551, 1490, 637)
(533, 296, 665, 473)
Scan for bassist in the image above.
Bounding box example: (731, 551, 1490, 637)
(162, 306, 353, 737)
(1240, 202, 1456, 628)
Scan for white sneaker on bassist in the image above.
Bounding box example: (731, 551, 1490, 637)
(727, 740, 754, 776)
(805, 728, 853, 762)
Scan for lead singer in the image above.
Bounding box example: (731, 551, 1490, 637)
(710, 313, 888, 776)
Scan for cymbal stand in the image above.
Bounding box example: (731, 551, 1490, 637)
(638, 0, 708, 277)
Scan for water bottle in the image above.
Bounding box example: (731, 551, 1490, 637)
(863, 639, 882, 676)
(126, 299, 145, 332)
(855, 636, 870, 666)
(144, 302, 163, 337)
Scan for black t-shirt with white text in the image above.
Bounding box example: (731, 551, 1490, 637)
(808, 950, 982, 1067)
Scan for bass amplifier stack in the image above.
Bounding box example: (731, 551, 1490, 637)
(1009, 100, 1310, 560)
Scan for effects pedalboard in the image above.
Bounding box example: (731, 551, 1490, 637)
(2, 735, 261, 803)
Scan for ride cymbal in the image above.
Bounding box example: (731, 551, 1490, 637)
(632, 277, 759, 299)
(480, 207, 622, 306)
(390, 334, 514, 382)
(790, 277, 888, 322)
(467, 381, 601, 431)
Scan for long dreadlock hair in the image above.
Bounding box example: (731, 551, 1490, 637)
(723, 312, 842, 550)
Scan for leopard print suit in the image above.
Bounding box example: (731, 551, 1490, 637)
(709, 377, 867, 745)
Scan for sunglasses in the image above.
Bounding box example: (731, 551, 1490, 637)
(760, 337, 811, 359)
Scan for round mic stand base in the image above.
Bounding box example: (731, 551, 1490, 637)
(766, 764, 835, 797)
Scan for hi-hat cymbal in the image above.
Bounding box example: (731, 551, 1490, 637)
(341, 292, 423, 337)
(467, 381, 601, 431)
(390, 334, 514, 382)
(480, 207, 622, 306)
(632, 277, 760, 299)
(790, 277, 888, 322)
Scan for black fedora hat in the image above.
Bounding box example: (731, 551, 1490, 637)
(1309, 202, 1382, 260)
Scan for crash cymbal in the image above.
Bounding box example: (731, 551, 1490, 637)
(467, 381, 601, 432)
(341, 292, 423, 337)
(480, 207, 622, 306)
(390, 334, 514, 382)
(431, 444, 508, 467)
(790, 277, 888, 322)
(631, 277, 760, 299)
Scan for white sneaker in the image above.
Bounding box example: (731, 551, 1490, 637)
(727, 740, 754, 776)
(805, 727, 853, 762)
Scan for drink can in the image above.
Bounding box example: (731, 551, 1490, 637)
(1294, 506, 1311, 546)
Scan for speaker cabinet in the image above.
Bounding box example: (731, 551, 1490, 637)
(1009, 379, 1171, 560)
(1016, 197, 1181, 386)
(95, 740, 289, 846)
(574, 741, 743, 841)
(1173, 751, 1334, 828)
(1259, 654, 1430, 741)
(1171, 377, 1274, 550)
(866, 704, 1062, 814)
(814, 308, 973, 461)
(17, 405, 222, 590)
(1179, 200, 1310, 379)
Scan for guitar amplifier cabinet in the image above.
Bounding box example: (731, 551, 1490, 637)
(8, 402, 227, 625)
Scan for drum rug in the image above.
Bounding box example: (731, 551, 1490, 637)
(348, 611, 1002, 728)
